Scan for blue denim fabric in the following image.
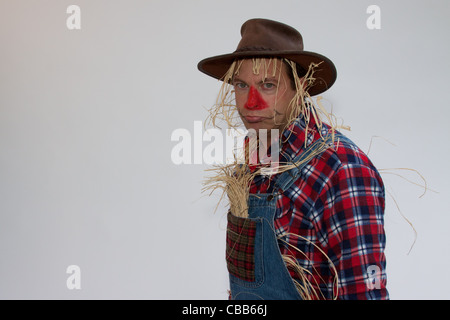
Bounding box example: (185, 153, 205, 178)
(229, 193, 302, 300)
(229, 133, 351, 300)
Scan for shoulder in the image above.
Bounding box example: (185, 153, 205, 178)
(319, 133, 385, 197)
(295, 131, 384, 196)
(320, 132, 380, 174)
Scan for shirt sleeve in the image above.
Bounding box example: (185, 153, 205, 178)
(320, 163, 389, 300)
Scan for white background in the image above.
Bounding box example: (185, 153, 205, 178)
(0, 0, 449, 299)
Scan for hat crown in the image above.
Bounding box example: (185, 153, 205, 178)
(236, 19, 304, 53)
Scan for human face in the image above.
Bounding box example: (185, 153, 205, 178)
(232, 59, 297, 134)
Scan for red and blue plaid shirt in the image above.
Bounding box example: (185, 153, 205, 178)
(249, 115, 389, 300)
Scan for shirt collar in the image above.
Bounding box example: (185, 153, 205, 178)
(244, 109, 325, 171)
(279, 112, 319, 164)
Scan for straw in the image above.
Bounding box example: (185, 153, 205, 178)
(202, 57, 347, 299)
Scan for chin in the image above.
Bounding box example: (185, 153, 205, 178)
(244, 122, 266, 131)
(246, 125, 278, 137)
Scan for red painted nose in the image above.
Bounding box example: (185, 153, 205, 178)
(244, 86, 269, 110)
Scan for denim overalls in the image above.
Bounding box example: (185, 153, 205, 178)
(226, 133, 348, 300)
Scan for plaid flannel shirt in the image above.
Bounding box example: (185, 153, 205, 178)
(248, 115, 389, 300)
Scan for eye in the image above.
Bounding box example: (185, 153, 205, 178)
(234, 82, 248, 90)
(262, 82, 276, 90)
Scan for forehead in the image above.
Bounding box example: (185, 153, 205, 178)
(234, 58, 289, 81)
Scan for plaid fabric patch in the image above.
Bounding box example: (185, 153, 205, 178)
(226, 212, 257, 282)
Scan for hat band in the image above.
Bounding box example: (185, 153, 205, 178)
(235, 46, 275, 53)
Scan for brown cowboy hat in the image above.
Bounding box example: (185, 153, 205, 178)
(197, 18, 337, 96)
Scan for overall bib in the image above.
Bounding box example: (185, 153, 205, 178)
(226, 133, 349, 300)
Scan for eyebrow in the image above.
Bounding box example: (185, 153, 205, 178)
(232, 77, 280, 84)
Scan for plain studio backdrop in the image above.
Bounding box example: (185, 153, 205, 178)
(0, 0, 449, 299)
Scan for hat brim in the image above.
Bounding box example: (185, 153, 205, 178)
(197, 50, 337, 96)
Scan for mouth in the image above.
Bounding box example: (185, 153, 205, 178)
(243, 116, 268, 123)
(239, 109, 282, 125)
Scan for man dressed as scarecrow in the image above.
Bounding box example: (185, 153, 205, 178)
(198, 18, 388, 300)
